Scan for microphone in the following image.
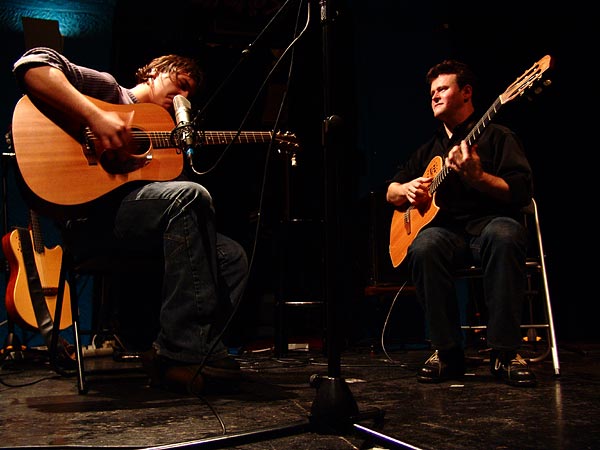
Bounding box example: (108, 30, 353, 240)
(172, 95, 196, 159)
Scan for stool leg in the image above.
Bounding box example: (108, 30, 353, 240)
(61, 255, 88, 394)
(274, 299, 288, 358)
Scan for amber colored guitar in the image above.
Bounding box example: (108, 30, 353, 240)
(11, 95, 299, 206)
(2, 210, 72, 331)
(389, 55, 553, 268)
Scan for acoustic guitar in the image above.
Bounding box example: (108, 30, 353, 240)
(11, 95, 299, 206)
(389, 55, 552, 268)
(2, 210, 72, 331)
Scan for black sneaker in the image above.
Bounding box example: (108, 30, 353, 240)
(490, 351, 537, 387)
(417, 349, 465, 383)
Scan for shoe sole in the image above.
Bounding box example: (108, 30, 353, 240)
(417, 376, 444, 383)
(491, 370, 537, 387)
(505, 378, 537, 387)
(417, 373, 464, 383)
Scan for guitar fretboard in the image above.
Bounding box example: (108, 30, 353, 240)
(151, 131, 274, 148)
(201, 131, 274, 145)
(465, 97, 502, 147)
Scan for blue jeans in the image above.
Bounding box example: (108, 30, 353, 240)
(406, 217, 527, 352)
(114, 180, 248, 363)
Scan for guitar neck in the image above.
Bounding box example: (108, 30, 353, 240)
(150, 130, 276, 148)
(29, 210, 44, 254)
(464, 96, 503, 146)
(203, 130, 276, 145)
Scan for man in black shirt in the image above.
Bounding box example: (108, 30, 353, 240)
(386, 59, 536, 387)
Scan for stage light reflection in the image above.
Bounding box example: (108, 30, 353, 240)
(0, 0, 116, 37)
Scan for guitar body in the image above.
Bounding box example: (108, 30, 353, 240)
(389, 156, 442, 268)
(2, 229, 72, 331)
(11, 95, 300, 208)
(11, 95, 182, 206)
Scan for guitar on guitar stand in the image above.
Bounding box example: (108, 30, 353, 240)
(1, 139, 73, 364)
(2, 209, 72, 332)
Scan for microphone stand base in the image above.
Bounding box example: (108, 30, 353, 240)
(309, 375, 385, 434)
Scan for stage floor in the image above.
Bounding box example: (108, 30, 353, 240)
(1, 340, 599, 449)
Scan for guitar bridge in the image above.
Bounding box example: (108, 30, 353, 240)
(82, 128, 98, 165)
(403, 210, 412, 235)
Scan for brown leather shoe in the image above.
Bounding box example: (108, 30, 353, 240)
(141, 349, 240, 395)
(161, 364, 206, 395)
(201, 355, 242, 381)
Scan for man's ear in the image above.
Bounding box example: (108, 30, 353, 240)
(463, 84, 472, 102)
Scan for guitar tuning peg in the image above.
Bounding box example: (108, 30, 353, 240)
(532, 79, 551, 96)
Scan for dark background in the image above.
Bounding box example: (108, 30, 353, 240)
(0, 1, 594, 348)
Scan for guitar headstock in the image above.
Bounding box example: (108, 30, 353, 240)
(500, 55, 553, 104)
(274, 130, 301, 154)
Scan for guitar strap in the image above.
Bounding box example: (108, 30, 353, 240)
(16, 227, 66, 354)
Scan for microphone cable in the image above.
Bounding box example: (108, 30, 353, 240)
(190, 0, 298, 130)
(186, 0, 311, 396)
(186, 1, 310, 177)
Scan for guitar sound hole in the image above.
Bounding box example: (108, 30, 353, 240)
(131, 127, 150, 155)
(99, 128, 152, 175)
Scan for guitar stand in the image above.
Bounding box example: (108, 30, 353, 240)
(0, 149, 27, 365)
(0, 326, 26, 363)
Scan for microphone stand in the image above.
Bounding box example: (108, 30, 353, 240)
(160, 1, 398, 448)
(308, 0, 386, 435)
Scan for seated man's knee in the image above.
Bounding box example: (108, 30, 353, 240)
(483, 217, 526, 248)
(409, 227, 446, 258)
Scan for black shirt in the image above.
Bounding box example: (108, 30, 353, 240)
(389, 116, 533, 235)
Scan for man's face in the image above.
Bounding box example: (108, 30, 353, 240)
(429, 73, 467, 120)
(149, 71, 197, 112)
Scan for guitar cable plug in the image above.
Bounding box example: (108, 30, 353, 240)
(82, 339, 115, 358)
